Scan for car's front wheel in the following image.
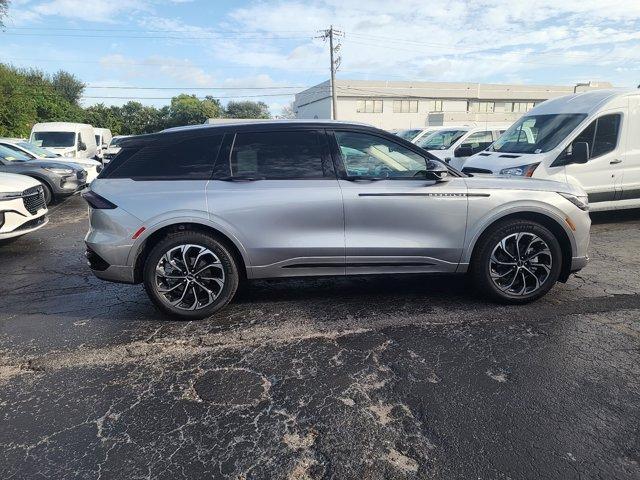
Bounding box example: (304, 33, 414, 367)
(471, 220, 562, 304)
(143, 231, 240, 319)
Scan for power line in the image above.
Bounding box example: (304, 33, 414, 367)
(1, 32, 312, 40)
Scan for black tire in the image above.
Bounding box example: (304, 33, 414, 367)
(471, 219, 562, 304)
(142, 231, 240, 320)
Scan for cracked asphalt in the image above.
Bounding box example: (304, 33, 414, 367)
(1, 195, 639, 479)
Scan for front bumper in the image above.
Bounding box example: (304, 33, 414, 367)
(52, 170, 88, 195)
(570, 255, 589, 273)
(0, 215, 48, 240)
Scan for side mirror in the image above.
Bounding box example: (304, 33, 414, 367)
(425, 160, 449, 182)
(569, 141, 589, 164)
(454, 145, 473, 158)
(78, 142, 87, 151)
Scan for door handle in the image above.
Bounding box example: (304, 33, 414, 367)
(610, 159, 622, 165)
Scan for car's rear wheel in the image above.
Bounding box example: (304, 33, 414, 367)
(471, 220, 562, 304)
(143, 231, 239, 320)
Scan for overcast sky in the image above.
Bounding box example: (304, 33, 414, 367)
(2, 0, 639, 115)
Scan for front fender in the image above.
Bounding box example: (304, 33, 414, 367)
(460, 196, 577, 267)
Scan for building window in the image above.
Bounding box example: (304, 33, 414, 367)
(471, 101, 495, 113)
(505, 101, 536, 113)
(392, 100, 418, 113)
(356, 99, 383, 113)
(424, 99, 443, 112)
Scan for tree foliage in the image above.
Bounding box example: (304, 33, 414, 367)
(0, 1, 9, 28)
(0, 63, 273, 137)
(225, 100, 270, 119)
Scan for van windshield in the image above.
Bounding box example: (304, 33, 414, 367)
(32, 132, 76, 148)
(490, 114, 587, 154)
(416, 129, 467, 150)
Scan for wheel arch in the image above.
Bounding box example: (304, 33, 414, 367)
(131, 221, 249, 284)
(467, 211, 574, 283)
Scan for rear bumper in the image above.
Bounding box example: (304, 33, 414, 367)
(85, 246, 136, 283)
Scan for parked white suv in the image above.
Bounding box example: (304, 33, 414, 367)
(0, 173, 48, 240)
(415, 124, 511, 170)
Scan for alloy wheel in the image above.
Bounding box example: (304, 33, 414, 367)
(154, 244, 225, 311)
(488, 232, 553, 296)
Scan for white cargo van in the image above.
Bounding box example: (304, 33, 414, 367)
(30, 123, 98, 160)
(93, 128, 113, 161)
(462, 89, 640, 211)
(414, 123, 511, 170)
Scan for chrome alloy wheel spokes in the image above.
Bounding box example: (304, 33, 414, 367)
(489, 232, 552, 296)
(155, 244, 225, 311)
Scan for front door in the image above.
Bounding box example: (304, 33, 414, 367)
(563, 113, 622, 203)
(207, 129, 345, 278)
(330, 129, 468, 275)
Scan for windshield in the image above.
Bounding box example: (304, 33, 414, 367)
(490, 114, 587, 154)
(32, 131, 76, 148)
(0, 144, 32, 162)
(17, 141, 58, 158)
(416, 129, 467, 150)
(109, 137, 126, 147)
(396, 129, 422, 141)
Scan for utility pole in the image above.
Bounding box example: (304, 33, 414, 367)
(318, 26, 342, 120)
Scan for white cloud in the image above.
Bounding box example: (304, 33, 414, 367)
(30, 0, 149, 22)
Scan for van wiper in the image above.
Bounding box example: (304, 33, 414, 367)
(216, 176, 266, 182)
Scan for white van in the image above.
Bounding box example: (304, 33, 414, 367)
(30, 123, 98, 160)
(462, 90, 640, 211)
(93, 128, 113, 161)
(414, 123, 511, 170)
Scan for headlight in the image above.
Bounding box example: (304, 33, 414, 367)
(63, 151, 75, 158)
(0, 191, 22, 200)
(499, 163, 540, 177)
(559, 192, 589, 211)
(44, 167, 75, 175)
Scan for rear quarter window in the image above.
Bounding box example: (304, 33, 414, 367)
(104, 134, 224, 180)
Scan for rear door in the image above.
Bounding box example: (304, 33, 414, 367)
(207, 129, 344, 278)
(330, 129, 468, 275)
(563, 113, 622, 203)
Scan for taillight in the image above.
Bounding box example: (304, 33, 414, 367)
(82, 191, 117, 209)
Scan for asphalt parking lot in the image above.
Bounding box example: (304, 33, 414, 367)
(0, 194, 639, 480)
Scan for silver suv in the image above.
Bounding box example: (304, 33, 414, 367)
(84, 121, 590, 319)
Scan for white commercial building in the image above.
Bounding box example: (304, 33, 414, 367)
(293, 80, 612, 130)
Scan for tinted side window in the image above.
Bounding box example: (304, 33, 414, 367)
(571, 120, 596, 157)
(107, 134, 223, 180)
(334, 131, 428, 179)
(230, 131, 329, 179)
(592, 114, 621, 157)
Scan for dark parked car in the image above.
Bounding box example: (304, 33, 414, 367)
(0, 145, 87, 204)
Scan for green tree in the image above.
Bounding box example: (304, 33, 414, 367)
(165, 94, 223, 128)
(0, 64, 35, 137)
(224, 100, 270, 119)
(84, 103, 124, 134)
(51, 70, 85, 105)
(119, 101, 164, 135)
